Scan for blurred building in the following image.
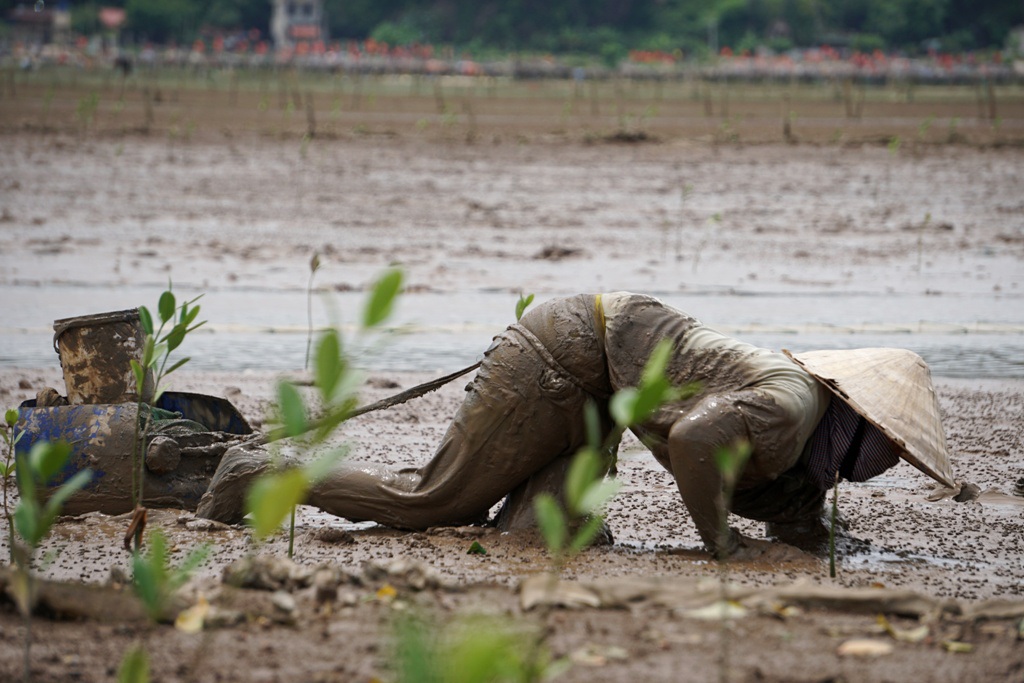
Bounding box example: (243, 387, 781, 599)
(271, 0, 326, 49)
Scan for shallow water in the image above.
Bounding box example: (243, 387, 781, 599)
(2, 282, 1021, 378)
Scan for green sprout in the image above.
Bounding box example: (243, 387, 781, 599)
(246, 269, 404, 556)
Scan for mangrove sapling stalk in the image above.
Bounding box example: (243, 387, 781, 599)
(712, 440, 752, 683)
(305, 251, 321, 370)
(829, 472, 840, 578)
(120, 529, 210, 681)
(128, 285, 206, 550)
(675, 184, 692, 262)
(2, 408, 22, 564)
(692, 212, 721, 274)
(12, 441, 93, 683)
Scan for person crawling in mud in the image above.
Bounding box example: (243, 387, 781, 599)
(197, 292, 956, 560)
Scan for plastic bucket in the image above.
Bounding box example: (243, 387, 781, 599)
(53, 309, 150, 405)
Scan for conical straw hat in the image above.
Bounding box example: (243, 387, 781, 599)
(783, 348, 955, 488)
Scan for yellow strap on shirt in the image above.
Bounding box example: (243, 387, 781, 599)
(594, 293, 606, 338)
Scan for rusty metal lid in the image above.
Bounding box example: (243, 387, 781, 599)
(53, 308, 141, 353)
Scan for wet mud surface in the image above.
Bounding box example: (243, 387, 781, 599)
(0, 134, 1022, 681)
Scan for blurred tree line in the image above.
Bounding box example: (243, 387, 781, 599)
(3, 0, 1021, 55)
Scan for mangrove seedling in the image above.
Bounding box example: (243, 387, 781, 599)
(305, 251, 321, 370)
(247, 269, 404, 556)
(393, 611, 563, 683)
(515, 293, 534, 321)
(131, 529, 210, 623)
(712, 439, 752, 683)
(534, 339, 697, 572)
(118, 529, 209, 683)
(2, 408, 23, 563)
(127, 284, 206, 550)
(12, 440, 92, 683)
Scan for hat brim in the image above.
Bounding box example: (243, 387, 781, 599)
(784, 348, 956, 488)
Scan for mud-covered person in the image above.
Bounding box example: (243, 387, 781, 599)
(199, 293, 955, 560)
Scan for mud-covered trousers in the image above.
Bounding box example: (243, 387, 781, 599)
(307, 295, 614, 530)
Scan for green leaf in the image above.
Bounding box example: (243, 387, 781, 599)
(163, 323, 186, 352)
(276, 382, 307, 438)
(713, 441, 752, 485)
(245, 469, 310, 541)
(164, 357, 191, 376)
(14, 456, 36, 508)
(609, 388, 638, 428)
(303, 447, 346, 484)
(533, 493, 567, 555)
(0, 462, 8, 477)
(641, 339, 674, 387)
(565, 449, 600, 515)
(362, 269, 403, 329)
(628, 379, 671, 425)
(466, 541, 487, 555)
(132, 550, 162, 619)
(168, 544, 210, 593)
(4, 408, 18, 427)
(158, 290, 176, 324)
(117, 644, 150, 683)
(315, 329, 343, 401)
(14, 503, 40, 547)
(130, 359, 146, 393)
(138, 306, 154, 336)
(152, 343, 169, 367)
(568, 515, 607, 554)
(141, 336, 156, 368)
(515, 293, 535, 321)
(182, 303, 201, 328)
(29, 440, 72, 485)
(577, 478, 621, 516)
(41, 469, 92, 530)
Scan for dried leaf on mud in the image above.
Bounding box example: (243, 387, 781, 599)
(681, 601, 748, 621)
(941, 640, 974, 653)
(570, 644, 629, 666)
(836, 639, 894, 657)
(175, 595, 210, 633)
(877, 614, 930, 643)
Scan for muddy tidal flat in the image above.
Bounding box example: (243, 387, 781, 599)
(0, 125, 1022, 682)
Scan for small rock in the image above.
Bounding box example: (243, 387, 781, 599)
(185, 518, 232, 532)
(338, 589, 359, 607)
(35, 387, 67, 407)
(223, 555, 311, 591)
(18, 379, 31, 390)
(205, 607, 245, 629)
(311, 567, 345, 604)
(271, 591, 296, 614)
(310, 527, 355, 545)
